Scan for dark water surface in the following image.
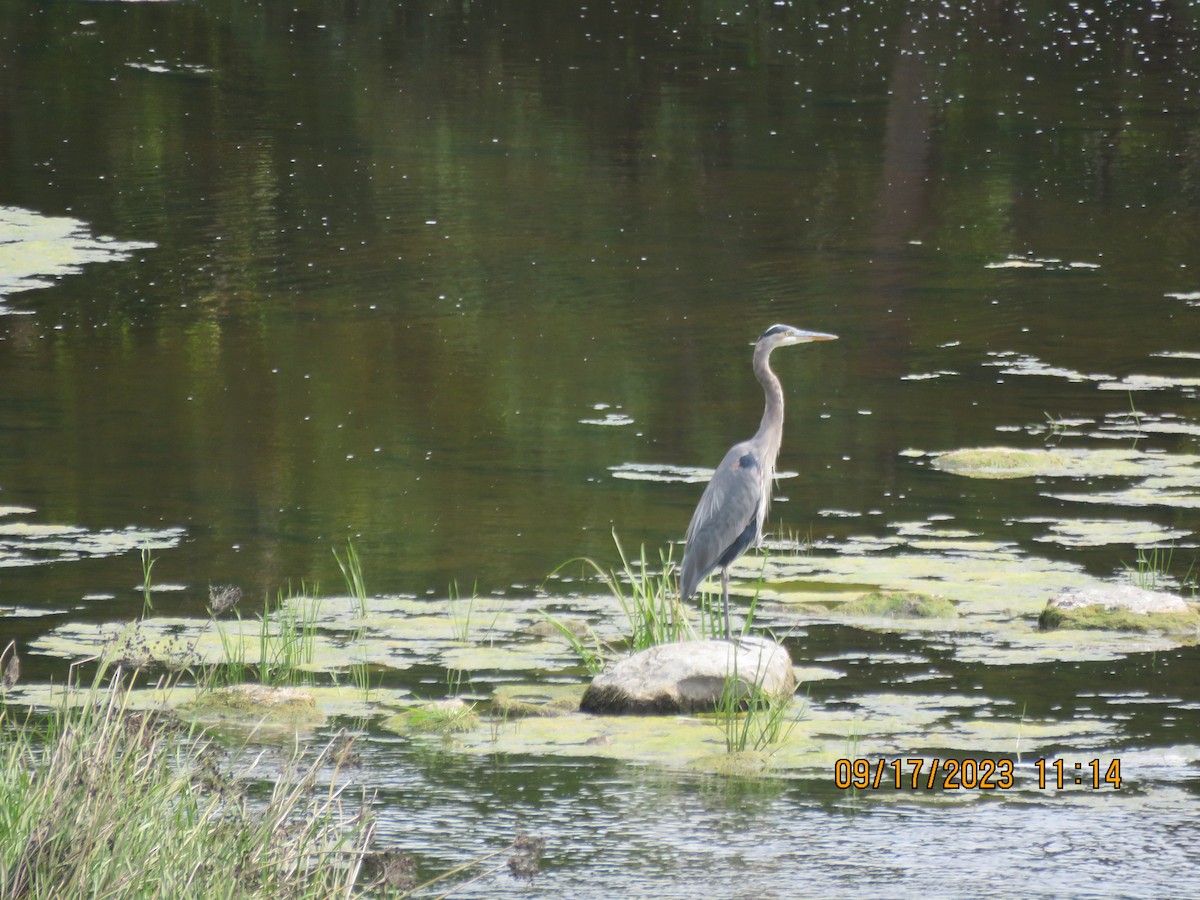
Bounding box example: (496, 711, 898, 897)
(3, 1, 1200, 896)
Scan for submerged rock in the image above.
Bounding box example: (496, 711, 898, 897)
(579, 636, 795, 715)
(179, 684, 325, 735)
(383, 697, 479, 734)
(492, 683, 586, 717)
(189, 683, 318, 713)
(1040, 585, 1200, 635)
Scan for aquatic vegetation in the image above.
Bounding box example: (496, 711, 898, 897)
(713, 674, 800, 755)
(840, 591, 957, 619)
(333, 542, 374, 698)
(0, 509, 183, 568)
(1123, 545, 1176, 592)
(539, 613, 607, 675)
(491, 683, 586, 718)
(333, 540, 368, 618)
(446, 579, 499, 643)
(748, 524, 1200, 665)
(256, 585, 321, 685)
(1028, 518, 1190, 549)
(1038, 583, 1200, 637)
(386, 698, 479, 735)
(607, 462, 714, 483)
(139, 546, 157, 615)
(0, 205, 155, 310)
(208, 584, 322, 688)
(180, 684, 326, 740)
(932, 446, 1069, 479)
(1, 642, 18, 693)
(925, 445, 1200, 511)
(1038, 603, 1200, 636)
(544, 532, 775, 678)
(548, 532, 691, 655)
(33, 591, 576, 681)
(0, 665, 373, 899)
(708, 635, 802, 755)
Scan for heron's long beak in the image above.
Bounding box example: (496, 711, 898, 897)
(795, 329, 838, 342)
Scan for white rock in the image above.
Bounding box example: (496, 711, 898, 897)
(1046, 585, 1191, 616)
(579, 636, 795, 715)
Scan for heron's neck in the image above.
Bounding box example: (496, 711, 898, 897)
(753, 346, 785, 466)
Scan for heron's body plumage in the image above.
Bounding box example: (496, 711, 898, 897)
(679, 324, 837, 639)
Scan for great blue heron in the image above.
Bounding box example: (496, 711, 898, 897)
(679, 324, 838, 639)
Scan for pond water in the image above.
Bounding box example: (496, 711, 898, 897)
(3, 1, 1200, 896)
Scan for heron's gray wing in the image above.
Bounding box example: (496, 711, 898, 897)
(679, 442, 765, 599)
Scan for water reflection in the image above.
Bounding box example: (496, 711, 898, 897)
(359, 733, 1200, 899)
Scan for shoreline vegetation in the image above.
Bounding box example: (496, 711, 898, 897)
(0, 542, 547, 899)
(1, 661, 377, 898)
(0, 659, 544, 899)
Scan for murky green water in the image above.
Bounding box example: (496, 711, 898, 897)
(4, 1, 1200, 896)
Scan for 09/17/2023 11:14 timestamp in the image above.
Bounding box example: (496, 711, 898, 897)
(832, 757, 1122, 790)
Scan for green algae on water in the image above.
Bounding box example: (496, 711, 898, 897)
(841, 591, 957, 619)
(932, 447, 1064, 479)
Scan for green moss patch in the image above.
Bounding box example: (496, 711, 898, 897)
(383, 699, 479, 734)
(492, 683, 585, 717)
(1038, 603, 1200, 635)
(842, 591, 957, 619)
(176, 685, 326, 738)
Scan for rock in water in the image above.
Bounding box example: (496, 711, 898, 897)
(579, 636, 795, 715)
(1040, 584, 1200, 633)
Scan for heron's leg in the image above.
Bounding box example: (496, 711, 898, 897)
(720, 568, 731, 640)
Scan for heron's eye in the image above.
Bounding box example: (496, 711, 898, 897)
(760, 324, 789, 340)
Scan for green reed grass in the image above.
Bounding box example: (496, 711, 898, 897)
(0, 663, 374, 899)
(546, 532, 776, 671)
(447, 580, 477, 642)
(548, 532, 690, 653)
(334, 540, 368, 618)
(539, 614, 606, 675)
(334, 541, 375, 698)
(712, 652, 799, 754)
(1124, 544, 1175, 591)
(139, 546, 156, 615)
(208, 584, 322, 689)
(258, 583, 321, 686)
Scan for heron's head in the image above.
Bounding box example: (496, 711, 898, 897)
(755, 323, 838, 349)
